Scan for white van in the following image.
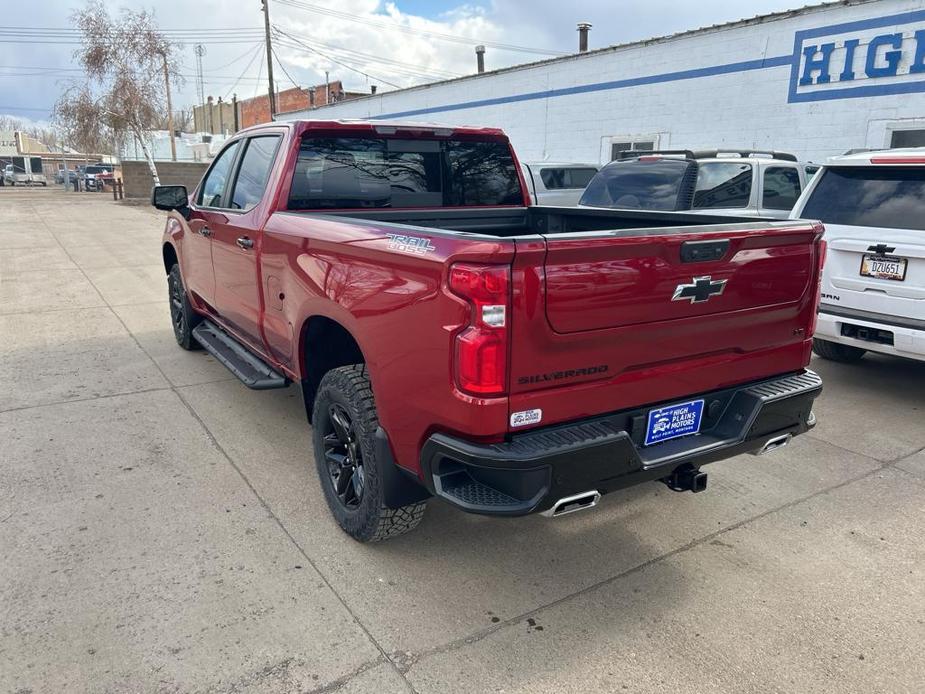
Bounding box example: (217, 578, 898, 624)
(791, 149, 925, 363)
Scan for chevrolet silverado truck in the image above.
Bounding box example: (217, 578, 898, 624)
(152, 120, 824, 542)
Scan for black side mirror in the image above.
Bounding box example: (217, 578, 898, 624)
(151, 185, 189, 213)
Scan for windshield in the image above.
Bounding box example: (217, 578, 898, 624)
(579, 159, 691, 210)
(85, 166, 111, 174)
(801, 166, 925, 231)
(288, 136, 523, 209)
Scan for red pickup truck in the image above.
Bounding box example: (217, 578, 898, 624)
(152, 120, 823, 542)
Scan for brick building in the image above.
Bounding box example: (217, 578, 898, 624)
(193, 81, 370, 135)
(237, 81, 368, 129)
(282, 0, 925, 164)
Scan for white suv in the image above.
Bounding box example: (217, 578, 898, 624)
(792, 148, 925, 363)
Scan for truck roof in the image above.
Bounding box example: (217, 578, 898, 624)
(243, 118, 508, 139)
(826, 147, 925, 167)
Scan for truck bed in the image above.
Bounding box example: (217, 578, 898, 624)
(288, 205, 781, 237)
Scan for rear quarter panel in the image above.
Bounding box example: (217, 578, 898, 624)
(260, 213, 516, 475)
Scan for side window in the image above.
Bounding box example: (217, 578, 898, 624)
(198, 140, 240, 208)
(805, 165, 820, 180)
(540, 167, 598, 189)
(230, 135, 281, 211)
(763, 166, 802, 210)
(565, 167, 597, 188)
(692, 162, 753, 209)
(540, 168, 566, 189)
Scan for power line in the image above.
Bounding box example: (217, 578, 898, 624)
(252, 44, 265, 100)
(273, 37, 457, 82)
(222, 42, 265, 100)
(270, 45, 302, 90)
(272, 31, 461, 78)
(272, 0, 568, 56)
(272, 28, 400, 88)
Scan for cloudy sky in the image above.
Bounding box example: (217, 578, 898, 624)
(1, 0, 813, 126)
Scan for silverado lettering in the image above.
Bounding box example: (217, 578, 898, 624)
(518, 365, 610, 385)
(152, 119, 823, 543)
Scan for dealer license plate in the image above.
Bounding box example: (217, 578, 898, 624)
(860, 254, 907, 281)
(644, 399, 705, 446)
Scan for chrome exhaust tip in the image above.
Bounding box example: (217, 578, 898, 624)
(753, 433, 793, 456)
(541, 490, 601, 518)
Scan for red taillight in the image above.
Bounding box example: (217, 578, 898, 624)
(448, 263, 510, 396)
(809, 234, 827, 336)
(870, 156, 925, 164)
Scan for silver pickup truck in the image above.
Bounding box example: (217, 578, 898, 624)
(580, 149, 819, 219)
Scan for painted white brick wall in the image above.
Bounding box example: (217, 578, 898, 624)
(282, 0, 925, 164)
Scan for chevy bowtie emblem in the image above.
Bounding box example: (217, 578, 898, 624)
(672, 276, 727, 303)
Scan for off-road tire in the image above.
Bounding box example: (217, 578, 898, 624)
(312, 364, 427, 542)
(168, 263, 202, 351)
(812, 338, 866, 363)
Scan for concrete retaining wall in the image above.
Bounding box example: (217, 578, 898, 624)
(122, 160, 208, 199)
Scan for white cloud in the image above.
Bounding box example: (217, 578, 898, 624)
(3, 0, 808, 115)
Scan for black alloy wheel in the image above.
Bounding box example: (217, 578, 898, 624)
(167, 263, 201, 350)
(322, 403, 366, 509)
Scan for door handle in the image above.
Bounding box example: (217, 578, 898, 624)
(236, 236, 254, 250)
(198, 226, 212, 237)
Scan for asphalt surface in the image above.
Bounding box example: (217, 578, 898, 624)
(1, 186, 923, 694)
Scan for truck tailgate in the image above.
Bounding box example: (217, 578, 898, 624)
(508, 222, 823, 429)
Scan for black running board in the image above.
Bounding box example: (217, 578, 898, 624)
(192, 320, 288, 390)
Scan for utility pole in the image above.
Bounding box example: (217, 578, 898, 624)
(194, 44, 206, 107)
(261, 0, 277, 118)
(162, 52, 177, 161)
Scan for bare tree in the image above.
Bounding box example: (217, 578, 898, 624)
(53, 0, 182, 185)
(0, 115, 56, 147)
(153, 108, 194, 134)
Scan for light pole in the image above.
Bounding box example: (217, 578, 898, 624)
(162, 50, 177, 161)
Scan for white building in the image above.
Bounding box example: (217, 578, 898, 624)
(284, 0, 925, 165)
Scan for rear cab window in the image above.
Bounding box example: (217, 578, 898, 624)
(579, 159, 692, 210)
(287, 136, 522, 209)
(801, 166, 925, 230)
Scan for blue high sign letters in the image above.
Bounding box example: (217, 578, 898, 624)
(790, 9, 925, 102)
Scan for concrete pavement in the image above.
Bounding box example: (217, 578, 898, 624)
(1, 187, 923, 693)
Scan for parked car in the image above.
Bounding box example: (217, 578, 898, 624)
(83, 164, 113, 191)
(1, 157, 47, 187)
(580, 149, 817, 219)
(151, 120, 823, 542)
(521, 162, 598, 205)
(791, 148, 925, 363)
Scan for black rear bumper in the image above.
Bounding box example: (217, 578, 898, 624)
(420, 370, 822, 516)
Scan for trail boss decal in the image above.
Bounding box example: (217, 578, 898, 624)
(386, 233, 436, 255)
(518, 364, 609, 386)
